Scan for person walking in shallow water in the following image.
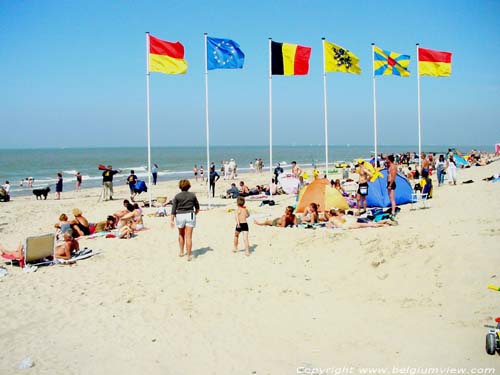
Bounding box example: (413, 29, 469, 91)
(170, 179, 200, 261)
(75, 172, 82, 192)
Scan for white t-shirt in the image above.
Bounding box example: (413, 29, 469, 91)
(2, 183, 10, 193)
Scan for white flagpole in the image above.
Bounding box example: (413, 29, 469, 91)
(371, 43, 378, 167)
(204, 33, 211, 209)
(145, 32, 152, 208)
(268, 38, 273, 200)
(416, 43, 423, 173)
(322, 38, 329, 179)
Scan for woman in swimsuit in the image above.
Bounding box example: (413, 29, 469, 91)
(254, 206, 298, 228)
(71, 208, 90, 237)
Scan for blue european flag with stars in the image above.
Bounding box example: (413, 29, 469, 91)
(207, 36, 245, 70)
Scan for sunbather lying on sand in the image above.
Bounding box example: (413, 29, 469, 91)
(327, 209, 395, 229)
(254, 206, 298, 227)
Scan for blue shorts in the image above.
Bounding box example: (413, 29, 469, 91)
(175, 212, 196, 228)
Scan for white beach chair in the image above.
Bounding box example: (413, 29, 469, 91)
(410, 192, 429, 210)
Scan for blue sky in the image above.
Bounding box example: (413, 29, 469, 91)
(1, 0, 499, 148)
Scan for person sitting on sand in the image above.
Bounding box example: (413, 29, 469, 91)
(327, 209, 394, 229)
(54, 213, 72, 233)
(54, 230, 80, 259)
(113, 199, 131, 222)
(301, 202, 319, 224)
(225, 183, 239, 198)
(131, 203, 144, 231)
(71, 208, 90, 237)
(254, 206, 298, 228)
(239, 181, 250, 197)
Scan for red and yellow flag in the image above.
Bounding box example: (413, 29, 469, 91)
(418, 47, 452, 77)
(149, 34, 187, 74)
(271, 41, 311, 75)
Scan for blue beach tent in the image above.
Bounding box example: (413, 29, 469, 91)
(454, 154, 468, 168)
(366, 169, 413, 208)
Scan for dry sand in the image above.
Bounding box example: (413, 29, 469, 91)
(1, 161, 499, 374)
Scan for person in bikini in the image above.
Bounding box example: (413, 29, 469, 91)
(254, 206, 298, 228)
(233, 197, 250, 256)
(356, 162, 372, 215)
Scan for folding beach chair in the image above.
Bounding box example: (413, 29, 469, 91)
(1, 233, 55, 268)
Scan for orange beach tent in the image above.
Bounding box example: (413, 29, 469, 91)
(295, 179, 349, 213)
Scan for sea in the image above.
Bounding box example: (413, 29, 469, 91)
(0, 145, 491, 197)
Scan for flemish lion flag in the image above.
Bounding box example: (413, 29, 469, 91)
(149, 34, 187, 74)
(418, 47, 452, 77)
(324, 40, 361, 74)
(271, 40, 311, 76)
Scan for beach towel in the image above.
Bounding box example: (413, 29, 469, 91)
(56, 248, 101, 264)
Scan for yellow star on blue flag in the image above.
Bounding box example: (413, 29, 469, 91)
(207, 36, 245, 70)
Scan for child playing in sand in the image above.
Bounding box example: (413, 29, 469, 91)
(234, 196, 250, 256)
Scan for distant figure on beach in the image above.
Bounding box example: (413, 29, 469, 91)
(209, 166, 220, 198)
(420, 152, 430, 175)
(55, 173, 63, 200)
(312, 165, 320, 180)
(20, 179, 24, 187)
(228, 159, 237, 179)
(102, 165, 119, 201)
(200, 165, 204, 182)
(127, 170, 138, 201)
(75, 172, 82, 192)
(356, 162, 372, 215)
(291, 161, 302, 178)
(386, 155, 397, 217)
(234, 197, 250, 256)
(2, 181, 10, 195)
(170, 179, 200, 262)
(152, 163, 158, 185)
(28, 177, 34, 188)
(447, 156, 457, 185)
(193, 164, 198, 181)
(274, 163, 283, 182)
(435, 155, 446, 186)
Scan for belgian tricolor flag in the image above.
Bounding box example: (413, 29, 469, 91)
(271, 41, 312, 76)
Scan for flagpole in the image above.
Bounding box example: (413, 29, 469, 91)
(371, 43, 378, 167)
(204, 33, 211, 208)
(416, 43, 422, 173)
(145, 32, 152, 208)
(322, 38, 329, 179)
(268, 38, 273, 200)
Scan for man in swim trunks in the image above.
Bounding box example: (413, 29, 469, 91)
(356, 162, 372, 215)
(386, 155, 397, 217)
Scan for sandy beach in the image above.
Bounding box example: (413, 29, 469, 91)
(1, 161, 499, 374)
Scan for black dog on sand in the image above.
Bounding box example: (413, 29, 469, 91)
(33, 187, 50, 200)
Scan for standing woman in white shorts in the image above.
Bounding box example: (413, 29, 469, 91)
(170, 179, 200, 261)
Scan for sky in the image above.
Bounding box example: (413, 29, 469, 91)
(1, 0, 499, 148)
